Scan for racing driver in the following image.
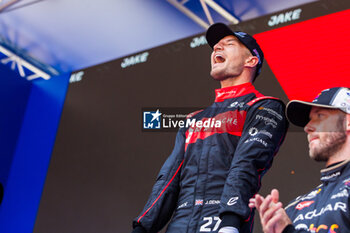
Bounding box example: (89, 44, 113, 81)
(131, 23, 288, 233)
(250, 87, 350, 233)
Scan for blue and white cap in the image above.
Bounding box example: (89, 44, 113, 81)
(287, 87, 350, 127)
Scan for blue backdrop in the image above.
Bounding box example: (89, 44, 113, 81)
(0, 64, 70, 233)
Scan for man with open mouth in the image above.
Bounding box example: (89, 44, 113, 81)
(132, 23, 288, 233)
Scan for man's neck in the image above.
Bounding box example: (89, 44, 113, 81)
(326, 138, 350, 167)
(220, 76, 252, 88)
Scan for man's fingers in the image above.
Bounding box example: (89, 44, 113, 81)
(271, 189, 279, 204)
(261, 202, 282, 226)
(264, 214, 278, 233)
(262, 224, 274, 233)
(255, 194, 264, 211)
(265, 208, 291, 233)
(262, 207, 280, 233)
(259, 194, 272, 214)
(248, 198, 256, 208)
(258, 195, 274, 226)
(253, 189, 284, 233)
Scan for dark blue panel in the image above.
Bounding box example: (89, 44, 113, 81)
(0, 64, 31, 188)
(0, 73, 70, 233)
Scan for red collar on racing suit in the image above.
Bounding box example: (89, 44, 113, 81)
(215, 82, 261, 102)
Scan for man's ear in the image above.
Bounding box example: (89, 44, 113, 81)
(346, 114, 350, 132)
(245, 56, 259, 68)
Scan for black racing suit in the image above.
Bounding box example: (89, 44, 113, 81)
(132, 82, 288, 233)
(283, 160, 350, 233)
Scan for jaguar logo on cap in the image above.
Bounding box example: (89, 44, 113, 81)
(312, 92, 322, 102)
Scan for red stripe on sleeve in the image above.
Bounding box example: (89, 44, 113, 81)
(137, 160, 184, 223)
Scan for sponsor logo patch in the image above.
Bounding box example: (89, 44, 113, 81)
(258, 107, 283, 120)
(296, 201, 314, 210)
(244, 137, 268, 147)
(228, 102, 244, 109)
(321, 171, 341, 181)
(296, 188, 322, 202)
(249, 127, 258, 136)
(227, 197, 239, 206)
(256, 114, 278, 128)
(177, 201, 188, 209)
(331, 189, 348, 199)
(293, 202, 346, 223)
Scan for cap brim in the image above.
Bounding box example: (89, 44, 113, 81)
(206, 23, 235, 48)
(286, 100, 339, 127)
